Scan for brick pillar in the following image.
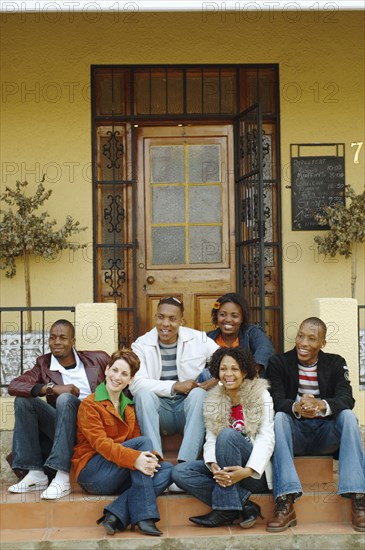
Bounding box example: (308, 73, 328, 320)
(75, 303, 118, 356)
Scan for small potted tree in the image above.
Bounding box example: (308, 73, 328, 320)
(0, 178, 87, 331)
(314, 185, 365, 299)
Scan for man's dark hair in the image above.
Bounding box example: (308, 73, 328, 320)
(300, 317, 327, 338)
(208, 346, 256, 380)
(50, 319, 75, 338)
(157, 297, 184, 315)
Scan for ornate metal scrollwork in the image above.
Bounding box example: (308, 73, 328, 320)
(241, 191, 259, 231)
(240, 128, 270, 173)
(104, 257, 126, 297)
(102, 130, 124, 170)
(263, 205, 271, 219)
(242, 264, 247, 287)
(263, 203, 271, 239)
(241, 196, 249, 223)
(262, 135, 270, 165)
(241, 256, 260, 289)
(246, 128, 259, 169)
(253, 256, 260, 289)
(240, 127, 259, 171)
(253, 193, 259, 233)
(104, 194, 125, 233)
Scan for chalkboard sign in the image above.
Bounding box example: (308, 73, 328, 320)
(291, 156, 345, 230)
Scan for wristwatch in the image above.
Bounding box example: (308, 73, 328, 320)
(46, 382, 55, 396)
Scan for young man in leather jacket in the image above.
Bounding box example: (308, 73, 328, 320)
(7, 319, 110, 500)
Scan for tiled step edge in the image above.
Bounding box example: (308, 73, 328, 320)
(0, 491, 353, 530)
(0, 526, 364, 550)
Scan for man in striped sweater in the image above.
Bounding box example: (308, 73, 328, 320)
(130, 297, 219, 474)
(266, 317, 365, 533)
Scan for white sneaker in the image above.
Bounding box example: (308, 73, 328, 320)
(8, 474, 49, 493)
(41, 480, 72, 500)
(169, 482, 185, 493)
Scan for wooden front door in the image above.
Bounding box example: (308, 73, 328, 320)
(136, 125, 235, 335)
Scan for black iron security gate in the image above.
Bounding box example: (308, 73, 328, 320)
(235, 103, 282, 346)
(91, 65, 282, 350)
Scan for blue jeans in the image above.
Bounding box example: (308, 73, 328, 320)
(12, 394, 80, 473)
(172, 428, 269, 510)
(77, 436, 173, 527)
(134, 388, 206, 462)
(197, 367, 211, 383)
(272, 410, 365, 500)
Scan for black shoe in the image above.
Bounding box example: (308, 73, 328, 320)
(131, 519, 162, 536)
(96, 513, 123, 536)
(189, 509, 240, 527)
(240, 500, 263, 529)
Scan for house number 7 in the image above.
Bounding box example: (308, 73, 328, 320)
(351, 142, 363, 164)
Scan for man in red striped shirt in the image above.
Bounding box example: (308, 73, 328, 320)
(265, 317, 365, 533)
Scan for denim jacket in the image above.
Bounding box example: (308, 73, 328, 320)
(207, 324, 275, 372)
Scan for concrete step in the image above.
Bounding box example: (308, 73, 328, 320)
(1, 457, 363, 549)
(0, 523, 362, 550)
(0, 486, 354, 528)
(1, 483, 363, 549)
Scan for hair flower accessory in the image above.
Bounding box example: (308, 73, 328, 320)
(212, 301, 221, 310)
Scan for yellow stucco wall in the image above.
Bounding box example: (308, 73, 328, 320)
(1, 11, 364, 340)
(313, 298, 363, 423)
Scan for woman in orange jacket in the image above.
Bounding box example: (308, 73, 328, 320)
(72, 349, 172, 537)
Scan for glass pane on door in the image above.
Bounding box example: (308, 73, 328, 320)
(151, 145, 185, 183)
(149, 143, 224, 266)
(188, 145, 220, 182)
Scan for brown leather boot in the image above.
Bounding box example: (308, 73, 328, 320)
(266, 494, 297, 532)
(352, 493, 365, 532)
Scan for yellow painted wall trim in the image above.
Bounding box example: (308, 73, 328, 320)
(312, 297, 364, 424)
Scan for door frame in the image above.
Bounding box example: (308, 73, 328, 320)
(91, 64, 283, 350)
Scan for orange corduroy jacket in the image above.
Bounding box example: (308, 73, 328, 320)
(72, 390, 141, 480)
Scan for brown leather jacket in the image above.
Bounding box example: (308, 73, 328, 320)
(8, 350, 110, 407)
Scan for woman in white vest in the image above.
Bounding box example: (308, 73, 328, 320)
(172, 346, 274, 528)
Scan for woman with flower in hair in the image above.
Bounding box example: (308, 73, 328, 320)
(172, 346, 274, 528)
(207, 293, 274, 376)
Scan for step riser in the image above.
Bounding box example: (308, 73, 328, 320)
(73, 456, 336, 481)
(1, 492, 352, 529)
(161, 434, 335, 484)
(294, 456, 333, 483)
(1, 456, 339, 530)
(1, 453, 362, 550)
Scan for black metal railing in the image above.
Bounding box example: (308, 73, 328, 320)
(0, 307, 75, 391)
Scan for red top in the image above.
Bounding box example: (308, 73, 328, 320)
(229, 404, 246, 434)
